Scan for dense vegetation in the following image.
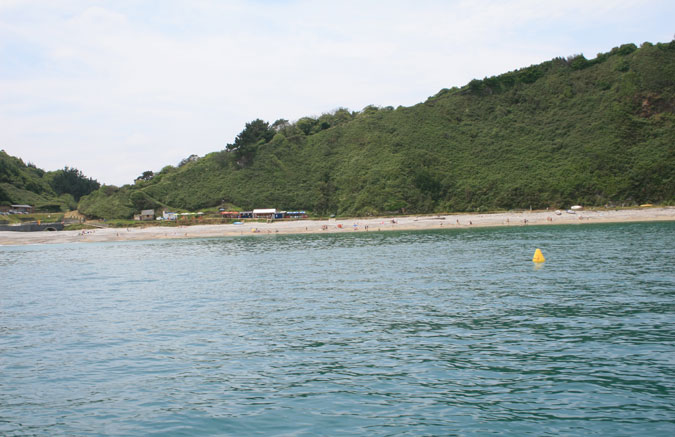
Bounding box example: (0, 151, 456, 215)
(11, 41, 675, 219)
(0, 151, 100, 211)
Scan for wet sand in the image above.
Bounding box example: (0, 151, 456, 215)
(1, 207, 673, 246)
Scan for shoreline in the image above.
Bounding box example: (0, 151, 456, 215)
(1, 207, 673, 246)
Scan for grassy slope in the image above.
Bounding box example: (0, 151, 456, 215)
(78, 41, 674, 219)
(0, 151, 99, 211)
(0, 151, 64, 208)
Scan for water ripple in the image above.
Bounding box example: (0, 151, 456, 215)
(1, 222, 674, 435)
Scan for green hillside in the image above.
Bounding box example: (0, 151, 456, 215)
(0, 151, 100, 212)
(78, 40, 673, 218)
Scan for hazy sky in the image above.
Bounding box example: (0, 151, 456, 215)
(1, 0, 673, 186)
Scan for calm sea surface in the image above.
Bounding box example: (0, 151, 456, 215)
(2, 222, 674, 435)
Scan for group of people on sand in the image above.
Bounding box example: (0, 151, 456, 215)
(318, 223, 375, 231)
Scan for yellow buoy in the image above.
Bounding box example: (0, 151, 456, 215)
(532, 248, 545, 263)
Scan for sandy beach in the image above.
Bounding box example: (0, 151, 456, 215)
(1, 207, 673, 246)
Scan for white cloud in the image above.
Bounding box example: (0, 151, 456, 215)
(1, 0, 673, 185)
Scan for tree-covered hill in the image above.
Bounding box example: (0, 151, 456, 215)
(78, 40, 673, 218)
(0, 150, 100, 212)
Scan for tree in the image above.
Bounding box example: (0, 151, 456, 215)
(226, 119, 275, 166)
(226, 119, 275, 151)
(468, 79, 484, 93)
(178, 155, 199, 167)
(272, 118, 290, 131)
(295, 117, 317, 135)
(0, 184, 9, 203)
(48, 167, 100, 202)
(135, 170, 154, 181)
(130, 191, 159, 211)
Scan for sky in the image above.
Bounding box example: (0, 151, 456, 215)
(1, 0, 673, 186)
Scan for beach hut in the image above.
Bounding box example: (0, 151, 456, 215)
(253, 208, 277, 219)
(11, 204, 33, 214)
(286, 211, 307, 219)
(140, 209, 155, 221)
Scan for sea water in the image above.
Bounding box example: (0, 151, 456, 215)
(1, 222, 674, 435)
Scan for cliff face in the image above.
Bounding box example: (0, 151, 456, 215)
(77, 41, 674, 219)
